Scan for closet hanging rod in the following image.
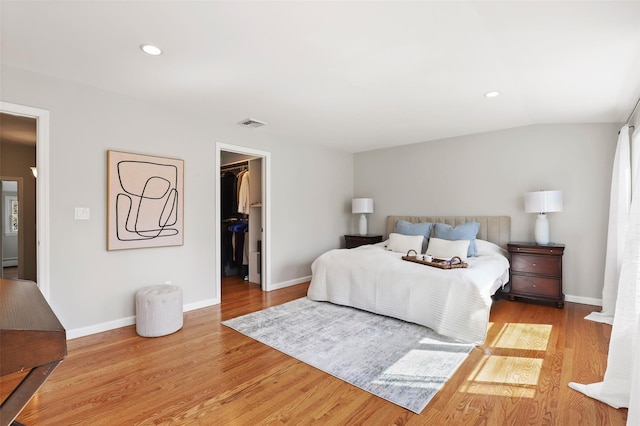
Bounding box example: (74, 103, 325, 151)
(220, 165, 247, 174)
(221, 160, 248, 171)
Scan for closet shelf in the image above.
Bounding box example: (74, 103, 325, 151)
(250, 203, 262, 208)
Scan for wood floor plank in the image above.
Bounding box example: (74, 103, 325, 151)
(3, 278, 628, 425)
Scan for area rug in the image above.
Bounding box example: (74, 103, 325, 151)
(222, 297, 473, 413)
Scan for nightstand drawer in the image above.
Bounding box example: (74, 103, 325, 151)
(344, 234, 383, 249)
(508, 245, 564, 256)
(511, 254, 561, 276)
(511, 275, 561, 297)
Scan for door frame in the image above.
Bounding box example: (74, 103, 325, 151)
(215, 142, 271, 296)
(0, 101, 51, 299)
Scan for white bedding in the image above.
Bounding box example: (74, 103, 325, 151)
(307, 239, 510, 344)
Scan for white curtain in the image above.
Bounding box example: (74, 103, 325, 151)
(585, 126, 631, 324)
(569, 125, 640, 425)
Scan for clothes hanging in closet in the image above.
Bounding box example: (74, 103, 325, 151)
(221, 171, 238, 219)
(237, 170, 250, 214)
(221, 219, 238, 277)
(229, 220, 249, 269)
(220, 164, 250, 277)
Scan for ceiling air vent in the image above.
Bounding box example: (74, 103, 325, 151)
(239, 118, 267, 128)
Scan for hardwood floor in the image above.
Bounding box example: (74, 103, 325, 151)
(1, 266, 18, 279)
(3, 278, 627, 425)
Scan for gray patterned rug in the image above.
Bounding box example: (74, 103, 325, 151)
(222, 297, 473, 413)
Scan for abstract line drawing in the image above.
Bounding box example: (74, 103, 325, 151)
(107, 150, 184, 250)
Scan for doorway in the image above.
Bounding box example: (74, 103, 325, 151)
(0, 102, 51, 299)
(1, 111, 35, 281)
(215, 143, 270, 301)
(1, 179, 24, 280)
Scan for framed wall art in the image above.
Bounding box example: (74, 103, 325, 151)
(107, 150, 184, 250)
(4, 195, 18, 235)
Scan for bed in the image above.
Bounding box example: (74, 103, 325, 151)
(307, 215, 511, 344)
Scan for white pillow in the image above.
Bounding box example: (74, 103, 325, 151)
(426, 237, 470, 261)
(475, 239, 509, 258)
(387, 233, 424, 254)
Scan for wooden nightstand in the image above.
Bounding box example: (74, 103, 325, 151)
(507, 242, 565, 308)
(344, 234, 383, 249)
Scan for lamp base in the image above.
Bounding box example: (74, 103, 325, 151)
(534, 213, 550, 245)
(358, 214, 368, 236)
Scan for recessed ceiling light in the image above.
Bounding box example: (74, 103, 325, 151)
(484, 91, 500, 98)
(140, 44, 163, 56)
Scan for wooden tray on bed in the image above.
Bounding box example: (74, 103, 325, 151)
(401, 250, 468, 269)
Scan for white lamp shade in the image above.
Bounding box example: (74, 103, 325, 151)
(524, 190, 563, 213)
(352, 198, 374, 214)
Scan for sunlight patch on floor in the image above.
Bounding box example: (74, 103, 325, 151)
(490, 323, 552, 351)
(373, 349, 468, 389)
(460, 381, 537, 398)
(460, 322, 552, 398)
(461, 355, 543, 397)
(473, 355, 543, 385)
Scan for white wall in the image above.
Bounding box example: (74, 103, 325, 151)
(1, 65, 353, 336)
(354, 124, 620, 304)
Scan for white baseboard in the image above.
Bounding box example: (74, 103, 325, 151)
(67, 316, 136, 340)
(67, 299, 220, 340)
(184, 298, 218, 312)
(565, 294, 602, 307)
(3, 258, 18, 267)
(269, 275, 311, 291)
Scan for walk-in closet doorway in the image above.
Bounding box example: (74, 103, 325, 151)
(215, 143, 270, 300)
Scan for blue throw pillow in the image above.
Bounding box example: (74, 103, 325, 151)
(433, 222, 480, 257)
(394, 220, 433, 253)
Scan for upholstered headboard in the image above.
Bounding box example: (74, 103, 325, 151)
(386, 215, 511, 249)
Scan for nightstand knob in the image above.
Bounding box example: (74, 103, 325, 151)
(532, 263, 537, 267)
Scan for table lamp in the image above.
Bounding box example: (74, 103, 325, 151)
(524, 190, 563, 245)
(352, 198, 374, 236)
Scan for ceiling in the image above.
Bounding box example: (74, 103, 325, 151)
(1, 1, 639, 153)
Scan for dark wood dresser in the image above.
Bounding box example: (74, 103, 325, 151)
(0, 278, 67, 426)
(507, 242, 565, 308)
(344, 234, 383, 249)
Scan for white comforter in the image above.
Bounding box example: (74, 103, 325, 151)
(307, 239, 510, 344)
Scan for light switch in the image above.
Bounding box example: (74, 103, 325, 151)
(74, 207, 90, 220)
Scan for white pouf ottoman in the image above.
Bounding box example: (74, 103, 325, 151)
(136, 285, 183, 337)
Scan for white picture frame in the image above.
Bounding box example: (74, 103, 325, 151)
(4, 195, 18, 236)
